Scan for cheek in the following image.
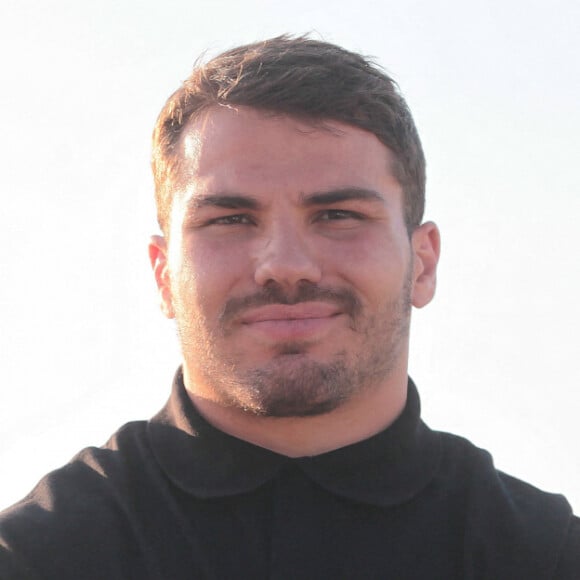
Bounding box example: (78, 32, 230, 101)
(180, 241, 251, 302)
(334, 232, 410, 292)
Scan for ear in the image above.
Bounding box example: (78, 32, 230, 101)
(148, 235, 175, 319)
(411, 221, 441, 308)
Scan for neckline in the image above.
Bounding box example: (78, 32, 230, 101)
(148, 368, 441, 506)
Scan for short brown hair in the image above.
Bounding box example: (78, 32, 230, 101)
(152, 35, 425, 234)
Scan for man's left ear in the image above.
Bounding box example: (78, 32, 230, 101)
(411, 221, 441, 308)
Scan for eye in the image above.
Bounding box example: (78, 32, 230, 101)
(317, 209, 363, 221)
(208, 214, 255, 226)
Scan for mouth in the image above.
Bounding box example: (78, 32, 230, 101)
(240, 302, 341, 323)
(239, 302, 343, 341)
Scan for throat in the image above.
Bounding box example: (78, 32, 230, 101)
(186, 373, 409, 458)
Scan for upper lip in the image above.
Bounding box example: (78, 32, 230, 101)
(239, 302, 342, 324)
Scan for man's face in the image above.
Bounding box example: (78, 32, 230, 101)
(150, 106, 438, 417)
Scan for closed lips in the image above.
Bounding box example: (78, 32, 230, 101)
(240, 303, 342, 324)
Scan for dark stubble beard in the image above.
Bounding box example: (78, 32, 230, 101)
(176, 271, 413, 418)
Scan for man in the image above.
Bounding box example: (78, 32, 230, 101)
(0, 35, 578, 579)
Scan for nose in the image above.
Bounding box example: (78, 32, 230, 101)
(253, 220, 323, 288)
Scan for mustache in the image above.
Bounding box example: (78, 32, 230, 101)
(219, 282, 362, 326)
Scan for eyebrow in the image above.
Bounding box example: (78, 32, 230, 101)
(186, 194, 262, 211)
(300, 188, 385, 206)
(186, 187, 385, 213)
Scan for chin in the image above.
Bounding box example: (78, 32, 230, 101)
(237, 355, 357, 418)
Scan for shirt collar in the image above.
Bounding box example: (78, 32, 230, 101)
(148, 368, 441, 507)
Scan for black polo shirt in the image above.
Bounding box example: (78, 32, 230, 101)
(1, 370, 578, 579)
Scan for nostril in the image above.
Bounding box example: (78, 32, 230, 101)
(254, 247, 322, 288)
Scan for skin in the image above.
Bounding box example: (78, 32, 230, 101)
(149, 106, 440, 457)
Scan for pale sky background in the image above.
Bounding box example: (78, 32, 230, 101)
(0, 0, 578, 513)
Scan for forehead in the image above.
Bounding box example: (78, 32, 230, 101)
(176, 106, 402, 204)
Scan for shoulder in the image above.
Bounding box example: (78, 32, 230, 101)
(433, 430, 579, 578)
(435, 430, 571, 512)
(0, 420, 156, 578)
(0, 418, 152, 513)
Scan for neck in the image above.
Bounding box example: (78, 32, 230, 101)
(184, 363, 409, 458)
